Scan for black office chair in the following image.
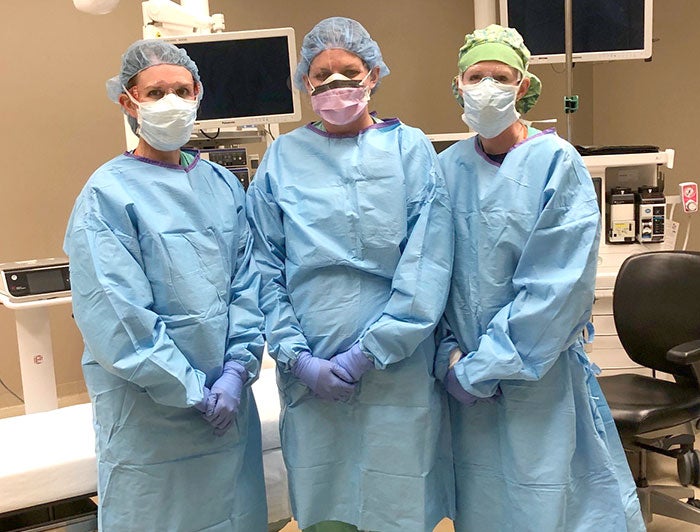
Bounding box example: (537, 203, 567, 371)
(598, 250, 700, 525)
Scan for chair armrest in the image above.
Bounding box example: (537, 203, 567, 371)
(667, 340, 700, 364)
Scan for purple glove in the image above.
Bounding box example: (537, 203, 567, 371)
(445, 368, 480, 406)
(203, 360, 247, 436)
(194, 386, 216, 415)
(330, 343, 374, 383)
(292, 351, 356, 402)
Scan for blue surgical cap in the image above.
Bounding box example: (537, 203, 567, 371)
(293, 17, 390, 92)
(105, 39, 203, 133)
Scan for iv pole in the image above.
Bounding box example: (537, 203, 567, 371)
(564, 0, 578, 142)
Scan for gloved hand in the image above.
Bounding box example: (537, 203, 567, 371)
(444, 368, 481, 406)
(203, 360, 247, 436)
(330, 343, 374, 383)
(194, 386, 216, 415)
(292, 351, 356, 402)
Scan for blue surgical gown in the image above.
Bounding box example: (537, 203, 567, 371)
(246, 120, 455, 531)
(437, 129, 645, 531)
(64, 151, 268, 532)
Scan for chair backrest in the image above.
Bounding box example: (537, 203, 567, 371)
(613, 251, 700, 380)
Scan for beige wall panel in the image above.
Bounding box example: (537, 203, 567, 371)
(0, 0, 144, 405)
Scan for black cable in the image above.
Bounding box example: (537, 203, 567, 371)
(550, 63, 568, 75)
(265, 125, 276, 141)
(199, 128, 221, 140)
(0, 376, 23, 403)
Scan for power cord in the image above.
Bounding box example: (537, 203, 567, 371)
(199, 128, 221, 140)
(682, 214, 692, 251)
(0, 375, 23, 403)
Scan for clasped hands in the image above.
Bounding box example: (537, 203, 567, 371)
(292, 343, 374, 402)
(195, 360, 247, 436)
(445, 349, 499, 406)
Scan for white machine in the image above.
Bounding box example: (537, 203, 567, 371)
(0, 258, 70, 303)
(0, 258, 72, 414)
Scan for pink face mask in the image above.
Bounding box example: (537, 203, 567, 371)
(308, 72, 372, 126)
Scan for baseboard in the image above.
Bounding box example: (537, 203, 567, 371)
(0, 380, 88, 412)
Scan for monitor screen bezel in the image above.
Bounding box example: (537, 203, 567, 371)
(163, 27, 302, 133)
(498, 0, 653, 65)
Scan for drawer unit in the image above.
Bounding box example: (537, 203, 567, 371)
(589, 293, 644, 373)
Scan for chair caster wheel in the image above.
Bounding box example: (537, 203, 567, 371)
(688, 498, 700, 509)
(678, 450, 700, 487)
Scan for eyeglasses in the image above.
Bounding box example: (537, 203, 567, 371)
(462, 75, 521, 87)
(127, 83, 197, 102)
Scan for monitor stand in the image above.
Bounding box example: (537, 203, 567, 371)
(0, 295, 71, 414)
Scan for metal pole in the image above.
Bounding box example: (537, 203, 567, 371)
(565, 0, 574, 142)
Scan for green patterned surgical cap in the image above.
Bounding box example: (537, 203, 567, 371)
(451, 24, 542, 114)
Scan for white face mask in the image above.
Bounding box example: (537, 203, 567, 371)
(126, 90, 199, 151)
(460, 78, 521, 139)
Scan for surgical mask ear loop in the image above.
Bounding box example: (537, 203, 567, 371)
(358, 70, 374, 102)
(305, 77, 316, 95)
(122, 85, 141, 109)
(121, 85, 145, 134)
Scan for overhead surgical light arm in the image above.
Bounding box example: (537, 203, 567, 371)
(74, 1, 225, 35)
(142, 0, 225, 37)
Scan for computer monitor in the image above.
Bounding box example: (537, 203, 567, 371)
(499, 0, 653, 64)
(163, 28, 301, 137)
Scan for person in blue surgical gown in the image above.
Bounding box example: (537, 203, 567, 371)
(435, 24, 645, 532)
(246, 16, 455, 532)
(63, 39, 267, 532)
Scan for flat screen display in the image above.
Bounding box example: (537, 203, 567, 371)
(499, 0, 653, 64)
(165, 28, 301, 132)
(27, 269, 65, 294)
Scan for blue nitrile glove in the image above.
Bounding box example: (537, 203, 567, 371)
(194, 386, 216, 415)
(292, 351, 356, 402)
(203, 360, 247, 436)
(330, 343, 374, 383)
(445, 368, 480, 406)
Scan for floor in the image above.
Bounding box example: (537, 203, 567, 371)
(643, 452, 700, 531)
(2, 397, 699, 531)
